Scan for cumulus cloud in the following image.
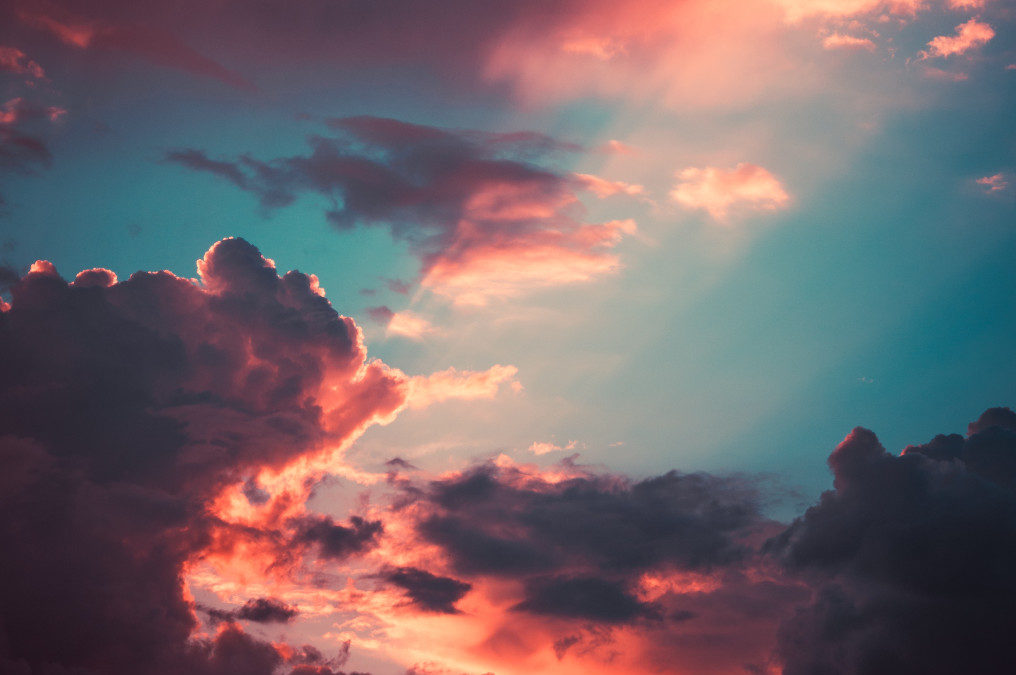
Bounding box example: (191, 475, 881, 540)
(4, 237, 1015, 672)
(769, 408, 1016, 674)
(671, 163, 790, 221)
(168, 117, 636, 306)
(0, 237, 404, 673)
(920, 18, 995, 59)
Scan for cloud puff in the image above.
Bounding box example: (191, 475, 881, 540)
(822, 33, 877, 51)
(379, 566, 473, 614)
(769, 409, 1016, 674)
(671, 163, 790, 221)
(976, 173, 1008, 192)
(205, 597, 299, 624)
(920, 19, 995, 59)
(0, 237, 404, 673)
(0, 45, 45, 79)
(168, 117, 635, 306)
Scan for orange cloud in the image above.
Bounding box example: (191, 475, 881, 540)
(920, 19, 994, 59)
(948, 0, 986, 8)
(405, 365, 520, 410)
(671, 163, 790, 222)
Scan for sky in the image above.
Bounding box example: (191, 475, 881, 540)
(0, 1, 1014, 674)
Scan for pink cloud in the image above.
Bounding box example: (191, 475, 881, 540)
(600, 139, 638, 155)
(920, 19, 995, 59)
(573, 173, 645, 198)
(822, 33, 877, 50)
(483, 0, 810, 111)
(671, 163, 790, 222)
(0, 46, 45, 79)
(777, 0, 925, 22)
(976, 173, 1008, 192)
(948, 0, 986, 8)
(921, 65, 969, 81)
(420, 219, 636, 305)
(0, 98, 66, 126)
(170, 118, 638, 307)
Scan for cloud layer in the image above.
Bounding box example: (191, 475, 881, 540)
(169, 117, 636, 305)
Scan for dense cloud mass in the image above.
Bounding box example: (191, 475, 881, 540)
(1, 236, 1014, 673)
(168, 116, 635, 305)
(0, 237, 401, 674)
(770, 408, 1016, 674)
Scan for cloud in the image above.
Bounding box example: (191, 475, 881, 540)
(822, 33, 877, 51)
(5, 235, 1016, 673)
(976, 173, 1008, 192)
(527, 440, 577, 455)
(768, 409, 1016, 674)
(415, 462, 767, 578)
(573, 173, 645, 198)
(512, 575, 658, 623)
(205, 597, 299, 624)
(17, 8, 254, 89)
(0, 96, 65, 204)
(168, 117, 635, 306)
(920, 19, 995, 59)
(948, 0, 986, 9)
(405, 365, 519, 410)
(0, 237, 406, 673)
(380, 566, 473, 614)
(671, 163, 790, 221)
(367, 306, 437, 340)
(776, 0, 925, 22)
(291, 515, 384, 560)
(0, 45, 45, 79)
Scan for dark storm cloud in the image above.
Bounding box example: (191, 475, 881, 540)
(418, 463, 764, 577)
(291, 515, 384, 560)
(769, 409, 1016, 674)
(380, 566, 472, 614)
(0, 237, 403, 674)
(512, 575, 657, 624)
(205, 597, 298, 624)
